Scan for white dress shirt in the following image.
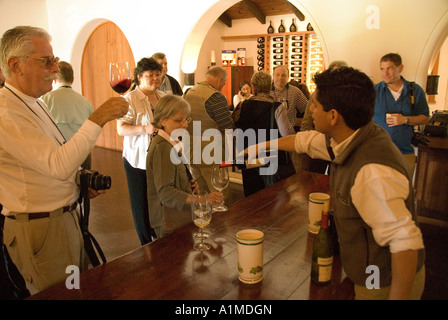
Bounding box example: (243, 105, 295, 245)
(0, 84, 101, 215)
(294, 130, 424, 253)
(121, 87, 165, 169)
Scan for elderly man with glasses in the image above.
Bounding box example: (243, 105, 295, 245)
(0, 25, 129, 296)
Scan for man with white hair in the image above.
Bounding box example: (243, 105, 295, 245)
(0, 25, 129, 295)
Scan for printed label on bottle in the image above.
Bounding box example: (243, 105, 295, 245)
(317, 257, 333, 282)
(318, 265, 333, 282)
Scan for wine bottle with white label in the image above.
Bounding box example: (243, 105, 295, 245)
(311, 201, 334, 285)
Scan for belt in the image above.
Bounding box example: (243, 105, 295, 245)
(7, 203, 78, 220)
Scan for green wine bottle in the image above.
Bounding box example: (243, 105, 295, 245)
(278, 19, 285, 33)
(267, 21, 274, 34)
(311, 201, 334, 285)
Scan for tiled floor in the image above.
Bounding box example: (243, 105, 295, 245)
(89, 146, 448, 300)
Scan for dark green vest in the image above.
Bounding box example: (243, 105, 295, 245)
(329, 120, 425, 287)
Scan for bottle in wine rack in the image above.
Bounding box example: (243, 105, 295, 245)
(273, 49, 283, 53)
(257, 61, 265, 67)
(291, 67, 302, 72)
(291, 60, 302, 65)
(291, 35, 303, 41)
(257, 43, 265, 49)
(291, 42, 303, 47)
(273, 37, 283, 42)
(291, 48, 303, 53)
(273, 55, 283, 60)
(307, 23, 314, 31)
(273, 61, 283, 66)
(257, 55, 265, 61)
(257, 37, 265, 43)
(289, 18, 297, 32)
(273, 43, 283, 48)
(267, 21, 274, 34)
(257, 49, 265, 55)
(278, 20, 285, 33)
(311, 201, 334, 285)
(291, 55, 302, 61)
(291, 73, 302, 78)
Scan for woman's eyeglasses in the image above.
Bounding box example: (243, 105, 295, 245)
(171, 117, 192, 124)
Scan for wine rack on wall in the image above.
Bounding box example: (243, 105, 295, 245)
(225, 31, 324, 92)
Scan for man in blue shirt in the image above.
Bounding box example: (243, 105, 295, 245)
(373, 53, 429, 176)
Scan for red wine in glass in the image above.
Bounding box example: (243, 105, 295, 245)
(109, 62, 131, 95)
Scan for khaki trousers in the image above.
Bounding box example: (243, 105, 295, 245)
(3, 208, 86, 294)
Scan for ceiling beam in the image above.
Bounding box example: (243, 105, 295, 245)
(281, 0, 305, 21)
(219, 13, 232, 28)
(242, 0, 266, 24)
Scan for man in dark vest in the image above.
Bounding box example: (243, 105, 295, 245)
(245, 67, 425, 300)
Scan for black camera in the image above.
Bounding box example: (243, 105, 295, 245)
(411, 132, 429, 147)
(78, 169, 111, 191)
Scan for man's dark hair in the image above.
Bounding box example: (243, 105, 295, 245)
(313, 67, 376, 130)
(380, 53, 402, 66)
(133, 57, 162, 86)
(56, 61, 74, 83)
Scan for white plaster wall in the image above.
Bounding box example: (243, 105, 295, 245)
(1, 0, 447, 108)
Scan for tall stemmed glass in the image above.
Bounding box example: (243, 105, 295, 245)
(211, 165, 230, 212)
(191, 191, 212, 251)
(109, 62, 132, 95)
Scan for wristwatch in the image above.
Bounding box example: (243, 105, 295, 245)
(406, 117, 410, 125)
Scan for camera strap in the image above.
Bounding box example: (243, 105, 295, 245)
(409, 81, 418, 133)
(78, 177, 107, 267)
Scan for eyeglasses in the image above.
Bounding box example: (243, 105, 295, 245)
(30, 56, 60, 69)
(171, 117, 192, 124)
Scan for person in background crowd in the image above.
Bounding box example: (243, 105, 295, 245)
(234, 70, 295, 196)
(271, 65, 308, 129)
(232, 80, 252, 110)
(146, 95, 222, 238)
(244, 67, 425, 300)
(271, 65, 308, 173)
(151, 52, 183, 95)
(300, 60, 348, 174)
(42, 60, 94, 169)
(373, 53, 429, 177)
(0, 25, 129, 295)
(184, 66, 234, 201)
(117, 57, 165, 245)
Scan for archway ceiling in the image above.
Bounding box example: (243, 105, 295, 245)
(220, 0, 305, 27)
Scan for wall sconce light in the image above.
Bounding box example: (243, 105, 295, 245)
(184, 73, 195, 86)
(426, 75, 440, 95)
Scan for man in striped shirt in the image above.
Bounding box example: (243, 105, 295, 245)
(271, 65, 308, 128)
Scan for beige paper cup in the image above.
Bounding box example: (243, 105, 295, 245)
(308, 192, 330, 234)
(236, 229, 264, 284)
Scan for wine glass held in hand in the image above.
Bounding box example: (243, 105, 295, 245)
(109, 62, 132, 95)
(211, 165, 230, 212)
(191, 191, 212, 251)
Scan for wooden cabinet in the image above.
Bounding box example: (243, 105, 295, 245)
(415, 136, 448, 221)
(221, 65, 254, 106)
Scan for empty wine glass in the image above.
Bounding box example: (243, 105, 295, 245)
(211, 165, 230, 212)
(109, 62, 131, 95)
(191, 191, 212, 251)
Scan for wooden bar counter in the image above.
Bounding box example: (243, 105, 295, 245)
(29, 171, 354, 300)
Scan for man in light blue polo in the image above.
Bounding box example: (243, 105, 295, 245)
(373, 53, 429, 176)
